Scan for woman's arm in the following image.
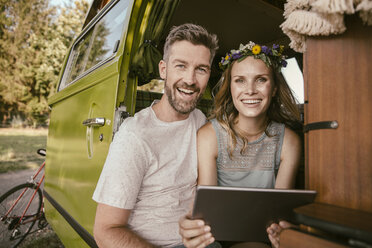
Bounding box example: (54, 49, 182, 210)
(275, 127, 302, 189)
(178, 122, 219, 248)
(268, 128, 301, 247)
(197, 122, 219, 185)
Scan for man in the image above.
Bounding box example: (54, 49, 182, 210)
(92, 23, 218, 248)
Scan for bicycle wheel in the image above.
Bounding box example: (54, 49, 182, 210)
(0, 183, 42, 248)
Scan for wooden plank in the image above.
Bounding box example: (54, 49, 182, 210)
(280, 229, 349, 248)
(304, 15, 372, 212)
(294, 203, 372, 244)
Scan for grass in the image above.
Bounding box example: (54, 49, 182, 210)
(0, 128, 48, 173)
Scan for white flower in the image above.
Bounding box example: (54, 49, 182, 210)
(241, 41, 256, 50)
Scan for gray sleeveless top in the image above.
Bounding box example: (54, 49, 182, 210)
(210, 119, 285, 188)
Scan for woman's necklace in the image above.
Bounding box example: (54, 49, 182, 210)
(235, 118, 269, 143)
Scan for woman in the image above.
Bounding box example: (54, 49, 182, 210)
(198, 42, 301, 190)
(179, 42, 301, 248)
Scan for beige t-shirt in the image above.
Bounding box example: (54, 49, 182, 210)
(93, 102, 206, 247)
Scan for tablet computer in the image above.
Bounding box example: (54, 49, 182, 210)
(191, 185, 316, 242)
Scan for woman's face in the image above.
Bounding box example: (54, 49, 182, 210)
(230, 56, 276, 120)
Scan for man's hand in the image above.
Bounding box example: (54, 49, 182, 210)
(266, 221, 295, 248)
(179, 214, 215, 248)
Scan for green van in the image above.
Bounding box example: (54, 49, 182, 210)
(44, 0, 303, 247)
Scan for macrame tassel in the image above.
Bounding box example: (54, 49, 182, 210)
(281, 10, 346, 36)
(282, 28, 307, 53)
(356, 0, 372, 25)
(281, 10, 346, 52)
(283, 0, 313, 18)
(311, 0, 355, 14)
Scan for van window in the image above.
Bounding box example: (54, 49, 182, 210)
(58, 0, 129, 91)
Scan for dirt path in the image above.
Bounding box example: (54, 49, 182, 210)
(0, 169, 36, 195)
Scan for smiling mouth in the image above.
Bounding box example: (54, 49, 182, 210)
(241, 99, 262, 104)
(177, 87, 197, 95)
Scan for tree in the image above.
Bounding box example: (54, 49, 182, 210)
(0, 0, 89, 127)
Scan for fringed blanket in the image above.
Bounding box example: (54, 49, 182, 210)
(281, 0, 372, 52)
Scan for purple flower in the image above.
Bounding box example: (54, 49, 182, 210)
(232, 52, 242, 60)
(273, 44, 279, 50)
(281, 60, 288, 67)
(261, 46, 272, 55)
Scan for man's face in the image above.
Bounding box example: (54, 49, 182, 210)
(159, 40, 211, 115)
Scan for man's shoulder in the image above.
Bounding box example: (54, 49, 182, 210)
(115, 107, 153, 140)
(123, 107, 152, 128)
(190, 108, 207, 127)
(191, 108, 206, 118)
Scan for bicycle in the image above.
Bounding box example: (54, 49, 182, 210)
(0, 148, 48, 248)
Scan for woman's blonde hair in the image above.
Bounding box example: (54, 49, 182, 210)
(210, 59, 301, 157)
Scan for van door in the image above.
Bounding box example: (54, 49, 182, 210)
(44, 0, 134, 247)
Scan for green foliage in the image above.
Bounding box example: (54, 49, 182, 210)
(0, 0, 89, 127)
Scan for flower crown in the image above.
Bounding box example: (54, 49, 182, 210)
(219, 41, 288, 71)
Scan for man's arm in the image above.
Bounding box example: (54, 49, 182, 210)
(94, 203, 155, 248)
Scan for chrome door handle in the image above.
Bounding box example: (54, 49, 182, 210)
(82, 117, 105, 127)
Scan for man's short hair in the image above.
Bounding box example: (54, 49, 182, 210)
(163, 23, 219, 64)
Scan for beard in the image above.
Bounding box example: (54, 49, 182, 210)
(164, 80, 203, 115)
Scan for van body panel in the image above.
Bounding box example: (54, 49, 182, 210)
(44, 0, 137, 244)
(45, 70, 117, 225)
(44, 200, 90, 248)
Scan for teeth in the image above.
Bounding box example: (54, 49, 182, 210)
(178, 88, 194, 94)
(242, 99, 261, 104)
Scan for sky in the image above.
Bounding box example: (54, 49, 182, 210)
(49, 0, 73, 6)
(49, 0, 92, 7)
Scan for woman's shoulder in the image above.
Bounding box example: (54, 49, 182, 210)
(267, 121, 285, 136)
(283, 126, 301, 146)
(198, 121, 215, 137)
(269, 121, 285, 128)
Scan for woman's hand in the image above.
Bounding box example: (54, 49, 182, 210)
(266, 221, 295, 248)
